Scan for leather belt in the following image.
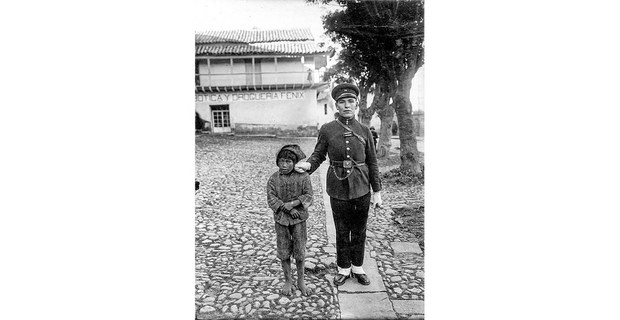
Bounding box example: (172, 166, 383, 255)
(330, 160, 366, 167)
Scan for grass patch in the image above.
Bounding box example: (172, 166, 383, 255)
(392, 205, 425, 252)
(377, 154, 402, 168)
(381, 166, 424, 186)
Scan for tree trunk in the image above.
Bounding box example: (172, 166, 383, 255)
(394, 82, 422, 175)
(357, 85, 374, 126)
(366, 84, 392, 158)
(376, 103, 394, 158)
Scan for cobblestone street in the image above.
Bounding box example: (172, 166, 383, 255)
(195, 134, 424, 319)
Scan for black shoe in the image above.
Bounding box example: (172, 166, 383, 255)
(352, 273, 370, 285)
(333, 273, 350, 286)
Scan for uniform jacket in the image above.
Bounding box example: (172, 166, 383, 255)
(307, 116, 381, 200)
(266, 171, 313, 226)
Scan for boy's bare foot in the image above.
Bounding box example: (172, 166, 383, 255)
(297, 281, 309, 296)
(281, 282, 293, 296)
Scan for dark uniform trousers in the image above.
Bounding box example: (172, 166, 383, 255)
(330, 192, 371, 268)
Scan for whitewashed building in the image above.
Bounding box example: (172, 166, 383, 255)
(195, 28, 332, 136)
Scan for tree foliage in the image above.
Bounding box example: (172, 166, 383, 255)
(309, 0, 424, 174)
(317, 0, 424, 84)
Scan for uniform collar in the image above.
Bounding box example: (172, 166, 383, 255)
(337, 115, 355, 125)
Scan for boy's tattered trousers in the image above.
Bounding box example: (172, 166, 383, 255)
(275, 221, 307, 261)
(330, 192, 371, 268)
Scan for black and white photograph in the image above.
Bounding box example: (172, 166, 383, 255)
(194, 0, 425, 318)
(4, 0, 620, 319)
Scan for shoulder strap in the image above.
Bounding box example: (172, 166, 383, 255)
(335, 119, 366, 145)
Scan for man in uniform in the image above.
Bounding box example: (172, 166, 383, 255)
(295, 83, 383, 286)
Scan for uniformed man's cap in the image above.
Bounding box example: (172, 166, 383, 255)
(331, 83, 360, 101)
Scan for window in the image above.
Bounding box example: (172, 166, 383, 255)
(211, 105, 230, 131)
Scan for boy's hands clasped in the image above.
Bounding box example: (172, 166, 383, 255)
(288, 208, 300, 219)
(282, 201, 295, 212)
(282, 201, 301, 219)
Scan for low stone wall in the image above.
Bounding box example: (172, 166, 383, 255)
(233, 123, 318, 137)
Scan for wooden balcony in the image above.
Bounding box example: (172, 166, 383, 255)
(195, 70, 328, 93)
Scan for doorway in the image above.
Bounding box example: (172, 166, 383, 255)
(211, 105, 231, 133)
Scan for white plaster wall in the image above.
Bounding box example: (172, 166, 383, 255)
(260, 58, 275, 74)
(316, 98, 336, 128)
(197, 62, 209, 86)
(198, 59, 245, 86)
(198, 59, 229, 87)
(277, 57, 305, 83)
(230, 59, 246, 86)
(195, 89, 318, 130)
(230, 89, 316, 128)
(259, 57, 308, 84)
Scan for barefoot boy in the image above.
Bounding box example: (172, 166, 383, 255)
(266, 144, 313, 296)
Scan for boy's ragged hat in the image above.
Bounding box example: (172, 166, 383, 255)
(275, 144, 307, 165)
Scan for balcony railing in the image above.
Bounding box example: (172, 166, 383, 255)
(195, 70, 317, 87)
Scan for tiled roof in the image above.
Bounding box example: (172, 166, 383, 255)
(196, 28, 314, 44)
(196, 41, 328, 56)
(195, 28, 329, 56)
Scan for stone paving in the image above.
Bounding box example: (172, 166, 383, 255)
(195, 134, 424, 319)
(371, 175, 425, 319)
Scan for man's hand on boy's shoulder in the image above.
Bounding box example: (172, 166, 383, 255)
(289, 208, 300, 219)
(294, 161, 311, 173)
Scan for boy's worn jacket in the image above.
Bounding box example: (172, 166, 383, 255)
(267, 171, 313, 226)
